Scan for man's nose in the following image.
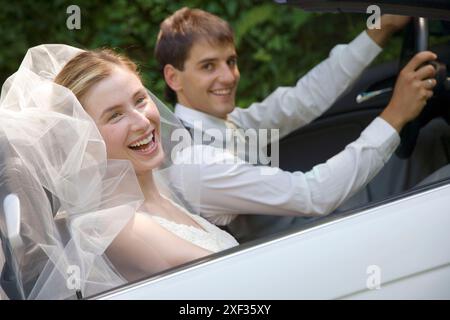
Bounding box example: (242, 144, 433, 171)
(219, 63, 237, 84)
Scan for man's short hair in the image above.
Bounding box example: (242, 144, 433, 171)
(155, 7, 235, 103)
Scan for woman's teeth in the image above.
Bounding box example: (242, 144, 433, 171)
(129, 132, 154, 149)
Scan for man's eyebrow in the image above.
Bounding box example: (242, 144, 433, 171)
(197, 57, 218, 65)
(197, 54, 238, 65)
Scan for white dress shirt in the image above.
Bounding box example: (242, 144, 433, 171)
(171, 31, 400, 226)
(170, 118, 399, 225)
(175, 31, 383, 159)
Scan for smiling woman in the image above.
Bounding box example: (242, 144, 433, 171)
(0, 44, 238, 299)
(54, 47, 240, 282)
(57, 57, 165, 175)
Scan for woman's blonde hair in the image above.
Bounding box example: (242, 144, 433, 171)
(54, 49, 140, 104)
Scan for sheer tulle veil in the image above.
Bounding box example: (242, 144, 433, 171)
(0, 44, 192, 299)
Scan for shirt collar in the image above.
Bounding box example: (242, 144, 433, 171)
(174, 103, 228, 132)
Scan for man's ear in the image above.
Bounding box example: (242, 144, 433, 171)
(163, 64, 182, 92)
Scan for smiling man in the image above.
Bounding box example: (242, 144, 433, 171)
(156, 8, 239, 119)
(171, 39, 239, 120)
(154, 8, 435, 242)
(156, 8, 413, 166)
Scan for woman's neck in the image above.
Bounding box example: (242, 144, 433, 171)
(136, 170, 204, 230)
(136, 171, 164, 203)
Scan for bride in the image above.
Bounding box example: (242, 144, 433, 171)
(53, 48, 239, 280)
(0, 44, 237, 299)
(55, 49, 241, 280)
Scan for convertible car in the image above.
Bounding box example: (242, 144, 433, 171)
(1, 0, 450, 300)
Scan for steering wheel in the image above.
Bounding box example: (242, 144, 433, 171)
(395, 18, 450, 159)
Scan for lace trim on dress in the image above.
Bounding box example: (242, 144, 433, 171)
(152, 213, 238, 253)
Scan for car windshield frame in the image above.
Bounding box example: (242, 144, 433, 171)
(276, 0, 450, 21)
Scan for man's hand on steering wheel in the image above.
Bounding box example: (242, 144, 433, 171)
(380, 51, 438, 133)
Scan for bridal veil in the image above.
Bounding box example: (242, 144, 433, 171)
(0, 44, 193, 299)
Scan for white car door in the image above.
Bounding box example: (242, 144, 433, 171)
(95, 182, 450, 300)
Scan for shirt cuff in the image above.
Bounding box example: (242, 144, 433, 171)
(353, 30, 383, 59)
(361, 30, 383, 51)
(334, 31, 383, 77)
(361, 116, 401, 163)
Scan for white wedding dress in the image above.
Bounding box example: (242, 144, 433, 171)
(150, 200, 239, 253)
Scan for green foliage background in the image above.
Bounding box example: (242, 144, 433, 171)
(0, 0, 403, 108)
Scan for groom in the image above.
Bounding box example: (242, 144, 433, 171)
(155, 8, 435, 242)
